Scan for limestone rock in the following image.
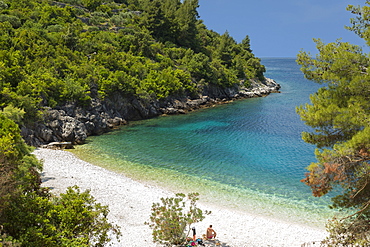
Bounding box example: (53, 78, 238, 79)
(22, 78, 280, 146)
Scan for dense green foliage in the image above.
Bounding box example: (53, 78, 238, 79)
(0, 114, 39, 219)
(0, 115, 120, 246)
(0, 0, 265, 123)
(146, 192, 210, 246)
(0, 1, 264, 245)
(3, 186, 120, 246)
(297, 1, 370, 245)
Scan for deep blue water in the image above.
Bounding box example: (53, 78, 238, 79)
(72, 58, 338, 227)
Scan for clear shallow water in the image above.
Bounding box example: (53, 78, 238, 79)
(72, 58, 340, 228)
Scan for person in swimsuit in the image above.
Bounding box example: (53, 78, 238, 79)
(206, 225, 217, 239)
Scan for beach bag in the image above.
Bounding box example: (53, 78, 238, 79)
(196, 238, 204, 246)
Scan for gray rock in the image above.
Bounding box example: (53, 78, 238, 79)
(22, 77, 280, 146)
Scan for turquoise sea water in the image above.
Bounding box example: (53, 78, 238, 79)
(72, 58, 339, 228)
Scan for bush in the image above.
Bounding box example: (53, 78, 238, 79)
(0, 105, 25, 124)
(3, 186, 121, 247)
(0, 15, 21, 28)
(146, 193, 210, 246)
(0, 116, 121, 246)
(0, 1, 8, 10)
(323, 215, 370, 247)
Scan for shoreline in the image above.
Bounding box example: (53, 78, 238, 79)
(25, 78, 280, 147)
(34, 148, 327, 247)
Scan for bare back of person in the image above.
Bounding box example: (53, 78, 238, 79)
(206, 225, 217, 239)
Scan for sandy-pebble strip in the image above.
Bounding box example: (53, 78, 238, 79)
(34, 148, 327, 247)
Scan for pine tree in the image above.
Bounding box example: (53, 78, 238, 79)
(297, 1, 370, 245)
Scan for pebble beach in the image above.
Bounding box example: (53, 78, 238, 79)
(34, 148, 327, 247)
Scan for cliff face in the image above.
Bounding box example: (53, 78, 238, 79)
(22, 79, 280, 147)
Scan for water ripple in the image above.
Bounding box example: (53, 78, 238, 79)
(73, 58, 336, 227)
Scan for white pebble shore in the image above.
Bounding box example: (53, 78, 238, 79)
(34, 148, 327, 247)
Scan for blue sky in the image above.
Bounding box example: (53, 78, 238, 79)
(198, 0, 367, 57)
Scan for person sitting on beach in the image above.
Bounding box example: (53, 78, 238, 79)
(206, 225, 217, 239)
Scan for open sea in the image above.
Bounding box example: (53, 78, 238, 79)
(72, 58, 340, 228)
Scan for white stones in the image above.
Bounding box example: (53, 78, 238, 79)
(34, 148, 327, 247)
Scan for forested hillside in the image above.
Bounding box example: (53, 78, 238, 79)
(0, 1, 272, 245)
(0, 0, 270, 145)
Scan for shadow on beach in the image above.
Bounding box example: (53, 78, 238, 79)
(203, 239, 231, 247)
(40, 172, 56, 191)
(40, 172, 56, 183)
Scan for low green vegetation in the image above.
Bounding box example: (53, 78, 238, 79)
(146, 192, 210, 246)
(297, 1, 370, 245)
(1, 0, 260, 245)
(0, 0, 265, 125)
(0, 115, 121, 246)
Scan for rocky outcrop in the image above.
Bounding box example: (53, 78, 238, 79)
(159, 78, 280, 114)
(22, 78, 280, 147)
(22, 100, 127, 147)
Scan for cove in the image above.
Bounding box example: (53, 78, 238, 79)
(71, 58, 339, 228)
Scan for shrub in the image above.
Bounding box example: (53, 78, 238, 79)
(323, 215, 370, 247)
(3, 186, 121, 246)
(146, 193, 210, 246)
(0, 105, 25, 124)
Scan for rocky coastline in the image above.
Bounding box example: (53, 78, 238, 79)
(22, 78, 280, 147)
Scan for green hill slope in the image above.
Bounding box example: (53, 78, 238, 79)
(0, 0, 275, 145)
